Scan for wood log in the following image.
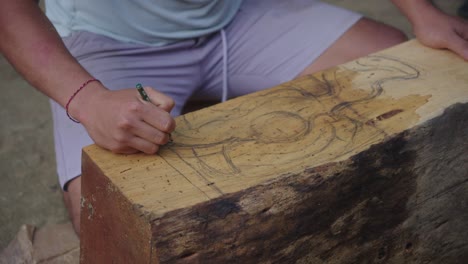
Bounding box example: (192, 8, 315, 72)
(80, 40, 468, 263)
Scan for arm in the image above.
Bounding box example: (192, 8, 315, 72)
(0, 0, 98, 107)
(0, 0, 175, 154)
(391, 0, 468, 60)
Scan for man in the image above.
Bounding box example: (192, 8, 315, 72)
(0, 0, 467, 235)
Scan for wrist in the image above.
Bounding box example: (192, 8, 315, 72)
(66, 79, 108, 123)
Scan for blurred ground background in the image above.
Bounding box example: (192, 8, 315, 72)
(0, 0, 463, 252)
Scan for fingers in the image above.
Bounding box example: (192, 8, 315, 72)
(85, 87, 176, 155)
(143, 86, 175, 112)
(130, 120, 171, 146)
(454, 20, 468, 60)
(457, 19, 468, 41)
(136, 87, 176, 134)
(447, 30, 468, 60)
(108, 137, 160, 155)
(120, 100, 175, 154)
(414, 13, 468, 61)
(112, 105, 173, 154)
(450, 41, 468, 60)
(127, 136, 160, 155)
(142, 108, 176, 135)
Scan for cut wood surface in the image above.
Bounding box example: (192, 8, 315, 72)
(81, 40, 468, 263)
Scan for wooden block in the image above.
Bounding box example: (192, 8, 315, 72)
(80, 40, 468, 263)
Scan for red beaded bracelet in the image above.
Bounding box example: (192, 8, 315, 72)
(65, 78, 100, 123)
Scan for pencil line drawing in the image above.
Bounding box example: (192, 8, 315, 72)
(159, 55, 422, 196)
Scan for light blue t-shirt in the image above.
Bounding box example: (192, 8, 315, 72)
(45, 0, 243, 46)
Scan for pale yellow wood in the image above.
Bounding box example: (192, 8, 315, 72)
(83, 39, 468, 220)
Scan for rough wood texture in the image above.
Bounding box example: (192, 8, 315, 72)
(80, 40, 468, 263)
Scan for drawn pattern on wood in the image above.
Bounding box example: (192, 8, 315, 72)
(157, 55, 426, 198)
(80, 41, 468, 263)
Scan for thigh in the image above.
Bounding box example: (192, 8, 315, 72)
(197, 0, 362, 99)
(52, 31, 201, 189)
(299, 18, 407, 76)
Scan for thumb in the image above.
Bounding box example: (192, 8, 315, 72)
(447, 19, 468, 60)
(144, 86, 175, 113)
(445, 32, 468, 60)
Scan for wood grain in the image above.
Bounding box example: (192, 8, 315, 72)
(80, 40, 468, 263)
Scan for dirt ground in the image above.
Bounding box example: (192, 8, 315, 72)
(0, 0, 462, 252)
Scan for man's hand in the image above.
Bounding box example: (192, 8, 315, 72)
(75, 85, 176, 154)
(0, 0, 176, 155)
(412, 6, 468, 60)
(391, 0, 468, 60)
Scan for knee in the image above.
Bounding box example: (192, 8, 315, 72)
(63, 177, 82, 236)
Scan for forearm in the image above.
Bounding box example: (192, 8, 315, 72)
(0, 0, 107, 113)
(390, 0, 440, 26)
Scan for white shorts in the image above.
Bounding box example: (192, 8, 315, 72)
(51, 0, 361, 189)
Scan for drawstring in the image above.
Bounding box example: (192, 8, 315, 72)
(220, 29, 229, 102)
